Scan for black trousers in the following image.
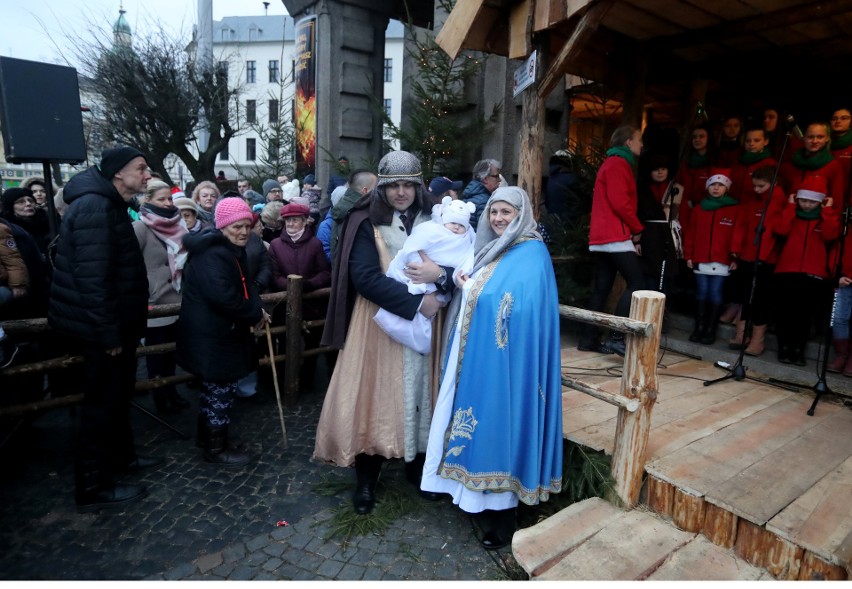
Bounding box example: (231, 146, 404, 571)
(74, 337, 138, 478)
(774, 273, 825, 352)
(737, 261, 776, 326)
(582, 250, 644, 342)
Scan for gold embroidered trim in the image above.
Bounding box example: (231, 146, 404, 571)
(438, 462, 562, 505)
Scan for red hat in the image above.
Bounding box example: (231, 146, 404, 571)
(796, 176, 827, 202)
(706, 168, 732, 190)
(280, 202, 311, 218)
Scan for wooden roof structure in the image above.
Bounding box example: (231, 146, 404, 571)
(435, 0, 852, 214)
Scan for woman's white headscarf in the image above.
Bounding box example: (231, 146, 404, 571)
(472, 186, 541, 273)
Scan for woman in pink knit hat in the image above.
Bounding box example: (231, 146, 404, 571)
(176, 197, 270, 466)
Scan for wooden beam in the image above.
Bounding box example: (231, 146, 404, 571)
(435, 0, 486, 60)
(538, 0, 615, 98)
(517, 34, 547, 219)
(508, 0, 533, 59)
(650, 0, 852, 51)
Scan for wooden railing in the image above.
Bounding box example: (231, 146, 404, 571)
(560, 290, 666, 508)
(0, 275, 328, 416)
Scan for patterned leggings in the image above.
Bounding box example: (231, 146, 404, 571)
(200, 381, 237, 427)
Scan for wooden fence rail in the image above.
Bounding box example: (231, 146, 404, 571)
(0, 276, 327, 417)
(559, 290, 665, 507)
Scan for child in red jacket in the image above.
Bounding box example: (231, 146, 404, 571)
(727, 166, 787, 355)
(772, 177, 839, 366)
(683, 169, 740, 344)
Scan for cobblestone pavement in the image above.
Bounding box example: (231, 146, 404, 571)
(0, 361, 508, 581)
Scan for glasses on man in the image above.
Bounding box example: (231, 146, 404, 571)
(831, 116, 851, 121)
(269, 188, 282, 193)
(486, 174, 501, 179)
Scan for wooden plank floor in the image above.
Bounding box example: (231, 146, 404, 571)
(562, 348, 852, 572)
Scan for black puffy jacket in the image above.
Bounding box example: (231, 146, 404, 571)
(48, 167, 148, 348)
(176, 228, 264, 383)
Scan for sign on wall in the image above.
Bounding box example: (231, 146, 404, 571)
(294, 15, 317, 178)
(512, 50, 537, 98)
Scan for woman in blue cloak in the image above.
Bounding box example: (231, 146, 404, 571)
(420, 186, 563, 550)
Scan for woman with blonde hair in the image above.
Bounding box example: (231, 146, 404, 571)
(191, 180, 220, 226)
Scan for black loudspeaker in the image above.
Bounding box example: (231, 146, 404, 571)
(0, 57, 86, 164)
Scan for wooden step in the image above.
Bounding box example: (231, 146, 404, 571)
(512, 498, 769, 580)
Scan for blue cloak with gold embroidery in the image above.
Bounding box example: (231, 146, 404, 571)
(439, 238, 563, 505)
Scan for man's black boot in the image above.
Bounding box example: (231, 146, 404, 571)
(75, 459, 146, 513)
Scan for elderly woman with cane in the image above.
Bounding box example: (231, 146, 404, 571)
(176, 197, 270, 466)
(420, 186, 563, 550)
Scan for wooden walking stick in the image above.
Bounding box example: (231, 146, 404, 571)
(265, 321, 288, 448)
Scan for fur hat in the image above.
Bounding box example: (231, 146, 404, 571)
(1, 187, 34, 212)
(262, 179, 282, 199)
(303, 174, 316, 186)
(706, 168, 732, 190)
(99, 146, 146, 179)
(429, 176, 463, 196)
(330, 185, 348, 207)
(796, 176, 827, 202)
(376, 151, 423, 187)
(280, 202, 311, 218)
(215, 197, 254, 229)
(434, 196, 475, 230)
(173, 196, 198, 213)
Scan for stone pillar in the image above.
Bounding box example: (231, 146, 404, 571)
(284, 0, 389, 190)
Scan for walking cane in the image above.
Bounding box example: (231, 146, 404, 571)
(264, 321, 288, 448)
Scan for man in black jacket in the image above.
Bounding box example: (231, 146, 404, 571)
(49, 146, 156, 512)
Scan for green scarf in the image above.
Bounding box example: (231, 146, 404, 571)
(699, 195, 738, 211)
(606, 145, 636, 168)
(832, 130, 852, 151)
(687, 152, 709, 169)
(795, 206, 822, 220)
(792, 147, 833, 170)
(739, 149, 771, 165)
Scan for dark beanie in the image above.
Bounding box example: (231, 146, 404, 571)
(99, 146, 146, 179)
(1, 187, 34, 212)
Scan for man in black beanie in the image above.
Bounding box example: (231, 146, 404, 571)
(49, 145, 158, 512)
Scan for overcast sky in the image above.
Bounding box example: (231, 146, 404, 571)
(3, 0, 290, 65)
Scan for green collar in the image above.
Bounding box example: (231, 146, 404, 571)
(792, 147, 833, 170)
(796, 206, 822, 220)
(687, 152, 710, 169)
(606, 145, 636, 168)
(699, 195, 738, 211)
(833, 130, 852, 151)
(739, 149, 771, 165)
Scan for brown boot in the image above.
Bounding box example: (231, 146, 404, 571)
(728, 320, 748, 349)
(827, 339, 850, 373)
(719, 303, 741, 324)
(743, 324, 767, 356)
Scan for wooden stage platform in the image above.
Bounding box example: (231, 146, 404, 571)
(560, 346, 852, 580)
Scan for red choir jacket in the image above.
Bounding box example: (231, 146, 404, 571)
(729, 155, 777, 201)
(831, 143, 852, 201)
(683, 200, 739, 265)
(772, 203, 839, 278)
(730, 185, 786, 264)
(779, 157, 844, 212)
(676, 162, 712, 231)
(589, 155, 643, 245)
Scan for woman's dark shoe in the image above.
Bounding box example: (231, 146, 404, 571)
(123, 455, 164, 474)
(577, 340, 611, 354)
(793, 349, 807, 367)
(605, 333, 626, 357)
(778, 347, 792, 364)
(480, 531, 510, 551)
(418, 490, 442, 502)
(353, 485, 375, 515)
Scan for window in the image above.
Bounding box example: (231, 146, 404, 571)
(218, 142, 229, 161)
(246, 60, 256, 84)
(246, 138, 256, 161)
(268, 60, 279, 83)
(268, 99, 279, 124)
(383, 58, 392, 82)
(383, 99, 392, 117)
(246, 100, 256, 124)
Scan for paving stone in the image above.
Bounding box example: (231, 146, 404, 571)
(261, 557, 283, 572)
(273, 563, 302, 579)
(316, 559, 345, 578)
(336, 563, 366, 580)
(220, 543, 246, 563)
(245, 534, 271, 552)
(162, 562, 197, 580)
(387, 559, 414, 577)
(194, 552, 223, 574)
(228, 565, 259, 581)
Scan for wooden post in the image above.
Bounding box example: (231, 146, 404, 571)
(285, 274, 303, 407)
(518, 33, 547, 220)
(609, 290, 665, 507)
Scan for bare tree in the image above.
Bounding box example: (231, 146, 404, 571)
(71, 25, 239, 184)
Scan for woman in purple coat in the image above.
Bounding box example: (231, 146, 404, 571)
(268, 202, 331, 391)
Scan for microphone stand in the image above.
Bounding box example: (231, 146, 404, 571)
(807, 163, 852, 415)
(704, 128, 799, 392)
